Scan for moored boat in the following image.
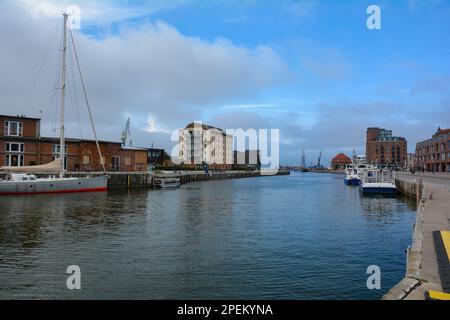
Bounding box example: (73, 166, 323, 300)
(344, 164, 360, 186)
(359, 168, 397, 195)
(0, 173, 107, 196)
(159, 178, 181, 189)
(0, 13, 108, 196)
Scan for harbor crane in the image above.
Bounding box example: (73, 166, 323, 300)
(301, 149, 306, 168)
(121, 117, 133, 147)
(317, 151, 322, 168)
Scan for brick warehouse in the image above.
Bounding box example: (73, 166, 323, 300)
(366, 127, 407, 167)
(415, 127, 450, 172)
(1, 114, 148, 172)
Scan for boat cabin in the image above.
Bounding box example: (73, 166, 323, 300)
(6, 174, 37, 182)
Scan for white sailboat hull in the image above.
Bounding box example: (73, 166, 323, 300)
(0, 176, 108, 196)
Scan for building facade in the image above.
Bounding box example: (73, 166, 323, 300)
(148, 148, 169, 166)
(179, 122, 233, 169)
(415, 128, 450, 172)
(366, 127, 407, 167)
(1, 114, 148, 172)
(331, 153, 352, 171)
(233, 150, 260, 168)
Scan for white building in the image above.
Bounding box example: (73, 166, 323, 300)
(355, 155, 367, 165)
(179, 122, 233, 167)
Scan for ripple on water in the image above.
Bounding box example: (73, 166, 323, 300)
(0, 173, 416, 299)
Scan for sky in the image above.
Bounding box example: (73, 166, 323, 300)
(1, 0, 449, 166)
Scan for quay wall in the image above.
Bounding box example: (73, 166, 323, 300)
(384, 174, 448, 300)
(178, 170, 289, 185)
(1, 170, 290, 188)
(383, 176, 422, 300)
(395, 177, 422, 201)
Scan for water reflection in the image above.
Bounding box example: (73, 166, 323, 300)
(360, 195, 417, 221)
(0, 174, 416, 300)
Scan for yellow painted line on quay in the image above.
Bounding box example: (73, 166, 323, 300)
(428, 290, 450, 301)
(441, 230, 450, 263)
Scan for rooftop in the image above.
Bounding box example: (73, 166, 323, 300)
(0, 114, 41, 121)
(332, 153, 352, 163)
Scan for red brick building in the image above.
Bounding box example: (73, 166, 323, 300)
(366, 127, 407, 167)
(331, 153, 352, 171)
(1, 114, 148, 172)
(415, 127, 450, 172)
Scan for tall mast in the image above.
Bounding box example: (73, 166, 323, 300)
(59, 13, 68, 178)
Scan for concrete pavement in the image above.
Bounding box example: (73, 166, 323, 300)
(383, 173, 450, 300)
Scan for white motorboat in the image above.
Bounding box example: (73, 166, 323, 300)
(359, 168, 397, 195)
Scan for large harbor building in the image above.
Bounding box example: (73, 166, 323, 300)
(366, 127, 407, 167)
(179, 122, 233, 169)
(415, 127, 450, 172)
(1, 114, 149, 172)
(331, 153, 352, 171)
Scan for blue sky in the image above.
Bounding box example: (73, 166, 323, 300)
(2, 0, 450, 165)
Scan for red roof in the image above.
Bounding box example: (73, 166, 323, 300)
(437, 128, 450, 135)
(331, 153, 352, 164)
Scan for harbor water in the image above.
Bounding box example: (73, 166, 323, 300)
(0, 173, 416, 299)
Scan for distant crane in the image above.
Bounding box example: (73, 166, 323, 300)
(121, 117, 133, 147)
(317, 151, 322, 168)
(301, 149, 306, 168)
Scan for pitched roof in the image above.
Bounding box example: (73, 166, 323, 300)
(331, 153, 352, 163)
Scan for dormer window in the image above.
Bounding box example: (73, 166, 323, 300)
(4, 121, 23, 137)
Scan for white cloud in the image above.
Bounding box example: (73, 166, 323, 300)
(0, 1, 290, 152)
(145, 115, 171, 134)
(16, 0, 181, 24)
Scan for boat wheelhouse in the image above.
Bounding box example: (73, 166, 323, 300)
(344, 164, 360, 186)
(359, 168, 397, 195)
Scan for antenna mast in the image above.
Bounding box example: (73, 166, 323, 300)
(59, 13, 68, 178)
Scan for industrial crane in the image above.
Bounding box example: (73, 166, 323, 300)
(121, 117, 133, 147)
(301, 149, 306, 168)
(317, 151, 322, 168)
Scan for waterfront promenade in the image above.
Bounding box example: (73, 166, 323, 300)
(384, 172, 450, 300)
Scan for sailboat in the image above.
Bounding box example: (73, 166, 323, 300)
(0, 14, 108, 195)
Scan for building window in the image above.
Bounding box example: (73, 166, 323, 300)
(111, 156, 120, 171)
(52, 144, 68, 154)
(5, 142, 24, 153)
(4, 121, 23, 137)
(83, 155, 90, 165)
(124, 157, 132, 166)
(149, 151, 162, 158)
(5, 154, 24, 167)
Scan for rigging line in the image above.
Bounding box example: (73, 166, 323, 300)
(41, 69, 58, 137)
(9, 20, 60, 116)
(68, 42, 83, 139)
(42, 28, 64, 138)
(17, 21, 61, 117)
(69, 28, 106, 174)
(51, 30, 63, 136)
(67, 54, 82, 141)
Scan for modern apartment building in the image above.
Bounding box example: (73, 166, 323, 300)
(415, 127, 450, 172)
(179, 122, 233, 169)
(366, 127, 407, 167)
